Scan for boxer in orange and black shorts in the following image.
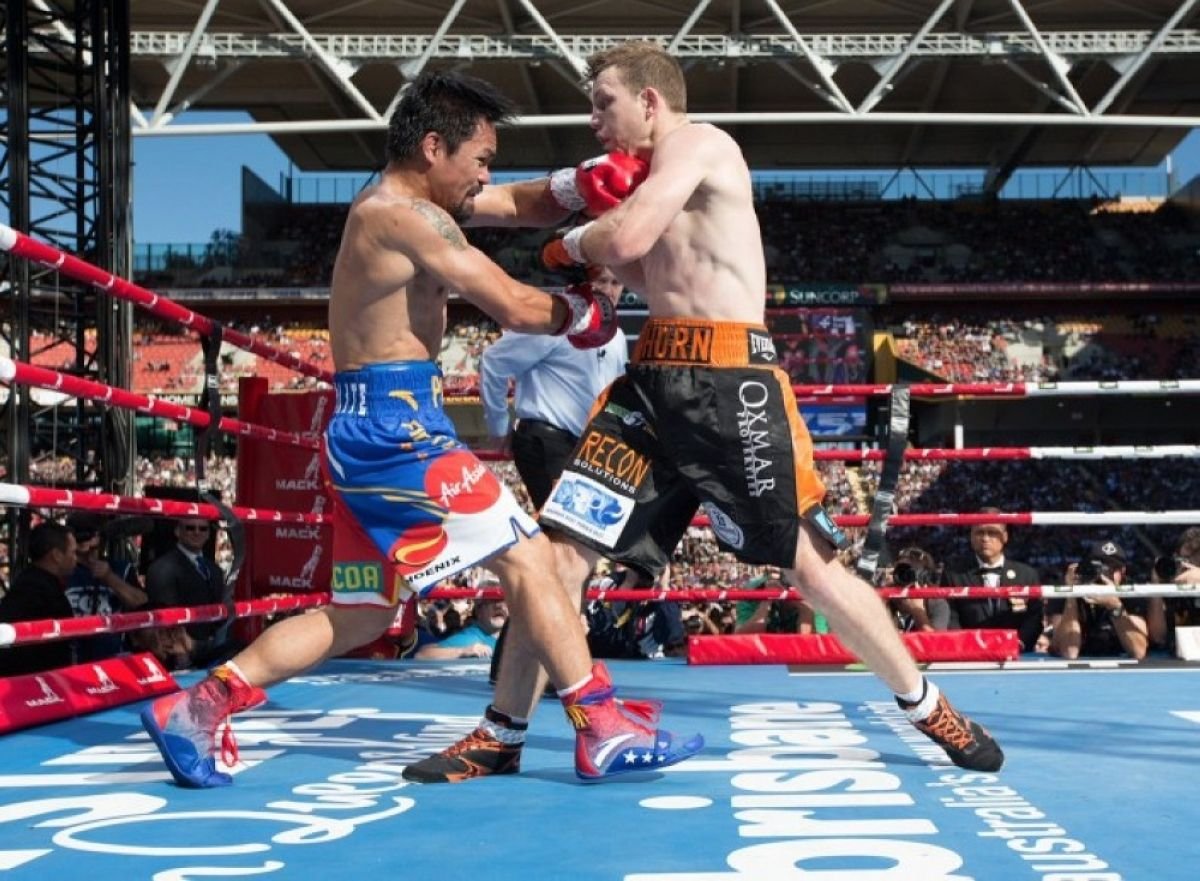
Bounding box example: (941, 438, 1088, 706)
(541, 319, 849, 572)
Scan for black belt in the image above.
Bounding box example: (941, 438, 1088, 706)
(514, 417, 575, 438)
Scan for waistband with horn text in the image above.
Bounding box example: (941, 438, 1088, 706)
(632, 319, 778, 367)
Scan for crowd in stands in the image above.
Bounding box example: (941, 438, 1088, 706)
(134, 197, 1200, 289)
(3, 424, 1195, 671)
(8, 202, 1200, 670)
(24, 307, 1200, 397)
(438, 316, 501, 395)
(886, 310, 1200, 384)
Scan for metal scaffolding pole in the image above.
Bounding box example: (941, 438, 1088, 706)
(0, 0, 135, 572)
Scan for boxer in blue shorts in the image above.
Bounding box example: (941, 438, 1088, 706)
(140, 71, 703, 789)
(325, 361, 539, 605)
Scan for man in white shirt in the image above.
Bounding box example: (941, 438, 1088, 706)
(481, 265, 629, 505)
(479, 265, 628, 682)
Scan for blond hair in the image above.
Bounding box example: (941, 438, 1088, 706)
(586, 40, 687, 113)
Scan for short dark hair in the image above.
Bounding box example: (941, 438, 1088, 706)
(386, 71, 517, 163)
(29, 521, 72, 561)
(66, 511, 103, 542)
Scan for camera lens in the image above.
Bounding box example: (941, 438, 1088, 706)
(1154, 555, 1180, 581)
(892, 562, 918, 586)
(1078, 560, 1107, 583)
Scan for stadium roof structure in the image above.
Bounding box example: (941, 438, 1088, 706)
(122, 0, 1200, 187)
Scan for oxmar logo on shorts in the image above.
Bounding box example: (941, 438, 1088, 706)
(737, 381, 775, 497)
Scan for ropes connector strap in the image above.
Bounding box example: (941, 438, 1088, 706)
(856, 386, 911, 583)
(195, 324, 245, 609)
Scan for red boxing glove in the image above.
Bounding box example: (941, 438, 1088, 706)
(575, 152, 649, 216)
(552, 283, 618, 349)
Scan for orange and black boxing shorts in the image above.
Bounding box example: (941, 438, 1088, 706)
(539, 319, 848, 574)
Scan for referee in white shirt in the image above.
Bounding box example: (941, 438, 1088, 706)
(479, 265, 629, 683)
(480, 266, 629, 508)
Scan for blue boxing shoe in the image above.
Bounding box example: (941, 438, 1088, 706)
(561, 662, 704, 780)
(140, 663, 267, 788)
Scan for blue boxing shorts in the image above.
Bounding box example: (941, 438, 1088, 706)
(325, 361, 538, 607)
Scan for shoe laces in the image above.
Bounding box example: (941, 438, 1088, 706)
(210, 680, 263, 770)
(919, 702, 975, 752)
(219, 717, 240, 768)
(615, 697, 662, 725)
(444, 728, 497, 759)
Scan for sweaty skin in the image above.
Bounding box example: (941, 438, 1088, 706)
(330, 119, 570, 371)
(577, 68, 766, 323)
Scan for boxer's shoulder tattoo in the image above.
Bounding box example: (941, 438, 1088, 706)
(410, 198, 466, 250)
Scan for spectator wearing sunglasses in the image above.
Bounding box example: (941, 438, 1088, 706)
(145, 518, 237, 667)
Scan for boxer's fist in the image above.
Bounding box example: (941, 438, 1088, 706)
(549, 152, 649, 216)
(542, 237, 574, 270)
(576, 152, 649, 216)
(541, 226, 586, 269)
(552, 283, 618, 349)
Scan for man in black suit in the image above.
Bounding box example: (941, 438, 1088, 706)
(145, 518, 235, 667)
(0, 521, 78, 676)
(943, 510, 1043, 652)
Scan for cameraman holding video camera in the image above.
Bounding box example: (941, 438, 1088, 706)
(1049, 540, 1166, 660)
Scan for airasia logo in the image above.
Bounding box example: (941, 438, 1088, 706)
(425, 451, 500, 514)
(389, 523, 449, 572)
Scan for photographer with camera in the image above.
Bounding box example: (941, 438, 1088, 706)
(886, 546, 949, 632)
(586, 564, 687, 659)
(1152, 527, 1200, 658)
(66, 513, 148, 662)
(1049, 540, 1166, 661)
(943, 510, 1043, 651)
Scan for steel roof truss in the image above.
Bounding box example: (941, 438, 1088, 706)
(259, 0, 381, 121)
(155, 60, 247, 128)
(126, 111, 1200, 139)
(669, 0, 717, 53)
(762, 0, 854, 114)
(1000, 57, 1086, 115)
(857, 0, 957, 114)
(1093, 0, 1200, 114)
(494, 0, 556, 158)
(772, 60, 847, 113)
(516, 0, 586, 79)
(384, 0, 469, 121)
(150, 0, 223, 128)
(1005, 0, 1089, 115)
(123, 29, 1200, 62)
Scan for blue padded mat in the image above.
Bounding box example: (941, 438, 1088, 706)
(0, 658, 1195, 880)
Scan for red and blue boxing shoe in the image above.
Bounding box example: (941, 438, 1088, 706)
(563, 663, 704, 780)
(140, 664, 267, 788)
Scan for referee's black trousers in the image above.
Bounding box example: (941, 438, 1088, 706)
(489, 418, 579, 685)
